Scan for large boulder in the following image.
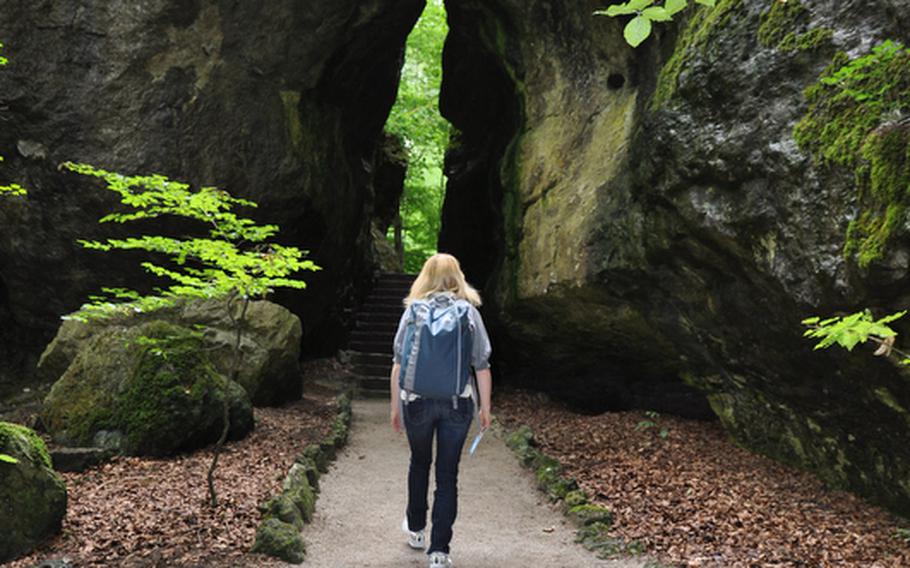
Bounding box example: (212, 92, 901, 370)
(0, 421, 67, 563)
(0, 0, 421, 390)
(441, 0, 910, 515)
(39, 299, 303, 406)
(42, 320, 253, 456)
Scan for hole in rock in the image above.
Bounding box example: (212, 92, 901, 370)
(607, 73, 626, 89)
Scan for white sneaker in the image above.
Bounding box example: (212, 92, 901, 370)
(401, 517, 426, 550)
(428, 552, 453, 567)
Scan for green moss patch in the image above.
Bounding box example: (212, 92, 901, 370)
(251, 391, 352, 563)
(251, 518, 306, 564)
(795, 41, 910, 267)
(757, 0, 807, 47)
(42, 321, 253, 455)
(0, 422, 67, 563)
(0, 421, 52, 469)
(652, 0, 743, 108)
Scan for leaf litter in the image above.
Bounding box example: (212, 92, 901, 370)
(8, 382, 338, 568)
(497, 389, 910, 568)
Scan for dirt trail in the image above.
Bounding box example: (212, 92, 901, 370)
(298, 399, 647, 568)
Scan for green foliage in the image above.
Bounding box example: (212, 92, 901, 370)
(757, 0, 833, 53)
(0, 421, 51, 469)
(802, 310, 905, 353)
(894, 528, 910, 544)
(0, 42, 26, 197)
(594, 0, 716, 48)
(757, 0, 806, 47)
(635, 410, 669, 438)
(59, 162, 320, 319)
(795, 41, 910, 267)
(385, 0, 450, 273)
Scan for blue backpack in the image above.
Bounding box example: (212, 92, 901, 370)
(399, 296, 473, 406)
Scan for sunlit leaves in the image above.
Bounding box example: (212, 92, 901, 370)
(802, 310, 906, 352)
(0, 43, 26, 197)
(624, 15, 653, 47)
(62, 163, 320, 321)
(386, 0, 449, 270)
(0, 453, 18, 464)
(594, 0, 716, 48)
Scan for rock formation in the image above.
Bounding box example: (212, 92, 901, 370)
(0, 422, 67, 562)
(440, 0, 910, 514)
(0, 0, 420, 389)
(39, 299, 304, 406)
(42, 320, 253, 456)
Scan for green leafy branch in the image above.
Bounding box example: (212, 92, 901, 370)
(595, 0, 716, 47)
(63, 161, 321, 507)
(802, 310, 910, 364)
(0, 453, 18, 464)
(635, 410, 670, 439)
(60, 162, 319, 321)
(0, 42, 27, 197)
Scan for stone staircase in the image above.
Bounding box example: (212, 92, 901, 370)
(347, 273, 414, 398)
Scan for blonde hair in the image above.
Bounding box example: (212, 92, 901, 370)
(405, 253, 482, 307)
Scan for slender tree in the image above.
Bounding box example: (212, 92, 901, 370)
(61, 162, 320, 506)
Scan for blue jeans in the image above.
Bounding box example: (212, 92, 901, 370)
(403, 397, 473, 554)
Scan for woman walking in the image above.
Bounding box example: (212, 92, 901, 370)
(390, 253, 493, 568)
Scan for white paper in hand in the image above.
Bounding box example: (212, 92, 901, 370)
(468, 429, 485, 456)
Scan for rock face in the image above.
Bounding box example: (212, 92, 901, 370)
(42, 320, 253, 456)
(0, 421, 67, 563)
(0, 0, 421, 389)
(441, 0, 910, 515)
(39, 299, 304, 406)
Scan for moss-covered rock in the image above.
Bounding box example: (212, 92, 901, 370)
(38, 299, 303, 406)
(0, 422, 67, 563)
(563, 489, 588, 508)
(443, 0, 910, 518)
(795, 41, 910, 268)
(283, 463, 317, 523)
(42, 321, 253, 456)
(259, 493, 305, 531)
(293, 454, 321, 492)
(251, 518, 306, 564)
(568, 504, 613, 527)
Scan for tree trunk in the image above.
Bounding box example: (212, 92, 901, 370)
(207, 295, 250, 507)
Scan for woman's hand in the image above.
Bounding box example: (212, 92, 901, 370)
(391, 405, 403, 434)
(478, 407, 492, 432)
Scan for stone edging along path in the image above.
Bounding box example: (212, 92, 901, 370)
(298, 399, 645, 567)
(251, 392, 353, 564)
(504, 425, 664, 565)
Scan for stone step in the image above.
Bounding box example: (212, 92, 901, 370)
(351, 375, 391, 399)
(376, 273, 416, 283)
(355, 387, 392, 400)
(348, 351, 391, 366)
(357, 311, 402, 324)
(350, 339, 391, 353)
(359, 306, 403, 318)
(353, 362, 392, 377)
(50, 446, 115, 472)
(354, 321, 398, 333)
(364, 293, 406, 303)
(351, 329, 396, 343)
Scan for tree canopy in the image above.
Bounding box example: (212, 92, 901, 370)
(385, 0, 450, 273)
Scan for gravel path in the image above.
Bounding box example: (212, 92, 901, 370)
(299, 399, 646, 568)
